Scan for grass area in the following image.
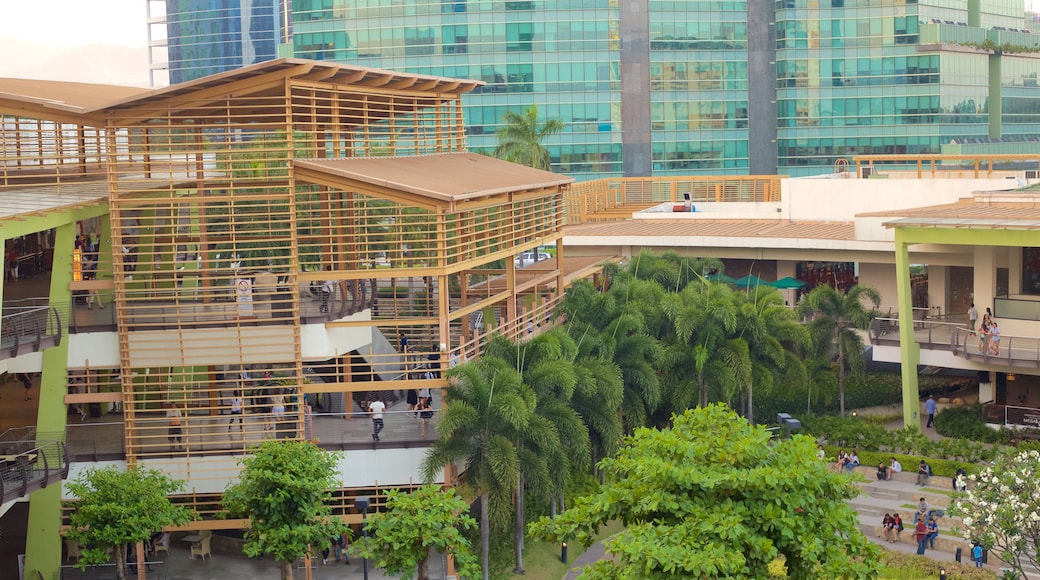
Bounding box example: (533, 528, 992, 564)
(513, 520, 624, 580)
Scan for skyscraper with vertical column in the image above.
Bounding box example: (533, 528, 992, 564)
(155, 0, 1040, 178)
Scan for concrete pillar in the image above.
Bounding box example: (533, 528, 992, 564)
(24, 221, 76, 579)
(926, 265, 948, 318)
(973, 246, 996, 316)
(895, 234, 922, 429)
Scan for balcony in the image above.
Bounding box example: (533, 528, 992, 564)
(0, 299, 63, 360)
(0, 428, 69, 504)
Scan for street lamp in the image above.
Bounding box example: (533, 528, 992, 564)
(354, 496, 371, 580)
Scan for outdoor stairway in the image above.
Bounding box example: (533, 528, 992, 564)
(845, 465, 1040, 576)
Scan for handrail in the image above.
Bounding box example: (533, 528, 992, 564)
(0, 439, 69, 503)
(0, 302, 63, 359)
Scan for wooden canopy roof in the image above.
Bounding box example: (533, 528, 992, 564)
(0, 59, 484, 126)
(294, 152, 573, 210)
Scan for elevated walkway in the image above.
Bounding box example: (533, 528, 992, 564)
(870, 317, 1040, 370)
(0, 299, 62, 361)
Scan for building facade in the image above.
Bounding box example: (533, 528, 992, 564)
(152, 0, 1040, 179)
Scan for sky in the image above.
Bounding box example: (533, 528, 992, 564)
(0, 0, 150, 85)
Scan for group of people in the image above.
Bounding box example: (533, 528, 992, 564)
(405, 387, 435, 437)
(967, 304, 1000, 356)
(876, 457, 902, 480)
(836, 449, 860, 472)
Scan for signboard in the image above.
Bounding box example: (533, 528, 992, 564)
(236, 278, 254, 316)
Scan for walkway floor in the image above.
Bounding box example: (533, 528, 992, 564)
(61, 541, 445, 580)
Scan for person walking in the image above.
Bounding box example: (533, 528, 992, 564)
(967, 303, 977, 334)
(989, 321, 1001, 355)
(319, 278, 334, 313)
(369, 399, 385, 441)
(17, 372, 34, 400)
(972, 543, 984, 568)
(228, 393, 244, 431)
(925, 394, 937, 428)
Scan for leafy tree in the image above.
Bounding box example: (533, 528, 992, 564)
(493, 105, 564, 170)
(222, 440, 351, 580)
(65, 465, 195, 580)
(949, 448, 1040, 577)
(797, 284, 880, 416)
(421, 357, 533, 580)
(351, 485, 480, 580)
(529, 404, 880, 579)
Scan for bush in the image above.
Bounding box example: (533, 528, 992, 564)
(376, 286, 409, 298)
(879, 551, 997, 579)
(934, 404, 1011, 443)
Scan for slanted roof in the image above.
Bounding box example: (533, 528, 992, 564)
(0, 79, 149, 112)
(565, 219, 856, 240)
(0, 181, 108, 222)
(294, 152, 573, 209)
(861, 193, 1040, 230)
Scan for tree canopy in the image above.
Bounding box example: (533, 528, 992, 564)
(949, 448, 1040, 577)
(352, 485, 480, 580)
(529, 404, 880, 579)
(222, 440, 351, 580)
(65, 465, 195, 580)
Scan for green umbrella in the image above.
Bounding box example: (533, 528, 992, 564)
(734, 274, 769, 289)
(769, 276, 808, 290)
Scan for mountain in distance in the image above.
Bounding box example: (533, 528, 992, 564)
(0, 35, 149, 87)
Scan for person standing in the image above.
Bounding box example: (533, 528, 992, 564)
(967, 303, 977, 334)
(915, 518, 928, 554)
(165, 403, 183, 450)
(925, 394, 937, 428)
(303, 399, 314, 441)
(419, 397, 433, 438)
(369, 399, 385, 441)
(319, 278, 334, 313)
(972, 543, 984, 568)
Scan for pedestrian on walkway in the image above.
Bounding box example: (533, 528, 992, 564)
(17, 372, 33, 400)
(228, 393, 243, 430)
(165, 403, 183, 450)
(989, 321, 1001, 355)
(972, 542, 984, 567)
(419, 397, 433, 438)
(369, 399, 385, 441)
(915, 518, 928, 554)
(967, 303, 977, 334)
(925, 394, 937, 428)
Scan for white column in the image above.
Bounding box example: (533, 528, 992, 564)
(926, 265, 948, 318)
(973, 246, 997, 317)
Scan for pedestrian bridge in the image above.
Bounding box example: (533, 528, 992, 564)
(868, 317, 1040, 370)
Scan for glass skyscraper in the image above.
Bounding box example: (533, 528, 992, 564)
(160, 0, 283, 84)
(156, 0, 1040, 178)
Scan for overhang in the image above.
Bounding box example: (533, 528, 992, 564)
(294, 152, 573, 209)
(861, 194, 1040, 230)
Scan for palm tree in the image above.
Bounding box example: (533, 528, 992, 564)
(420, 357, 534, 580)
(732, 286, 809, 423)
(483, 329, 590, 574)
(798, 284, 880, 416)
(493, 105, 564, 170)
(660, 279, 740, 412)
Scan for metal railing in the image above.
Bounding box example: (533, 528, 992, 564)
(868, 317, 963, 350)
(1, 298, 63, 359)
(870, 317, 1040, 368)
(0, 427, 70, 503)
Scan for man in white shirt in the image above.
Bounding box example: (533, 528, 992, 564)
(369, 399, 386, 441)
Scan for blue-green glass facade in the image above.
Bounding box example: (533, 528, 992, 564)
(165, 0, 281, 85)
(165, 0, 1040, 179)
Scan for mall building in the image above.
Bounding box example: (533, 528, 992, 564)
(3, 57, 1040, 578)
(149, 0, 1040, 178)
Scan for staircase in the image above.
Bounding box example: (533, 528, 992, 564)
(845, 465, 1038, 575)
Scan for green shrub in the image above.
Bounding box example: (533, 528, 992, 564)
(879, 551, 997, 579)
(375, 286, 409, 298)
(934, 404, 1011, 443)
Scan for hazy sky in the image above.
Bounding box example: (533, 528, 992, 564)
(0, 0, 147, 49)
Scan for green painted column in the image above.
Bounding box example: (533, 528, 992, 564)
(894, 233, 922, 430)
(24, 221, 76, 579)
